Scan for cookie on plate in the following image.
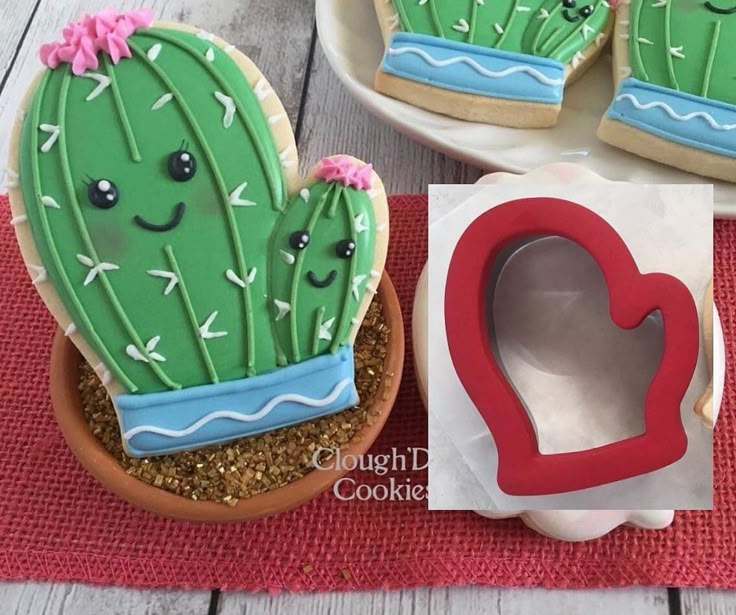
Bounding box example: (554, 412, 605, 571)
(598, 0, 736, 182)
(373, 0, 615, 127)
(8, 8, 389, 458)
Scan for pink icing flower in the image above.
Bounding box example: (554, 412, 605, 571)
(98, 30, 133, 64)
(39, 43, 62, 69)
(39, 8, 153, 75)
(315, 156, 374, 191)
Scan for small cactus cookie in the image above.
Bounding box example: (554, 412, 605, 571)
(8, 9, 389, 457)
(373, 0, 615, 127)
(598, 0, 736, 182)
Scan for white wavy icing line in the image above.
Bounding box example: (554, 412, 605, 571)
(616, 93, 736, 131)
(387, 45, 564, 86)
(123, 378, 353, 440)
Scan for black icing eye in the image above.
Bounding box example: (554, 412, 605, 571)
(562, 0, 577, 7)
(335, 239, 356, 259)
(289, 230, 310, 250)
(578, 4, 594, 16)
(87, 179, 118, 209)
(167, 149, 197, 182)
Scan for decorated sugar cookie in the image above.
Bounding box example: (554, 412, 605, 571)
(598, 0, 736, 182)
(419, 164, 717, 539)
(373, 0, 615, 127)
(8, 9, 389, 457)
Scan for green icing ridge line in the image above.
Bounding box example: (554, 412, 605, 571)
(531, 4, 564, 55)
(429, 1, 445, 38)
(265, 196, 290, 368)
(630, 0, 649, 82)
(101, 55, 141, 163)
(468, 1, 479, 44)
(327, 181, 342, 218)
(164, 244, 218, 383)
(330, 189, 359, 354)
(701, 20, 720, 98)
(393, 0, 415, 33)
(547, 7, 598, 60)
(496, 0, 521, 49)
(312, 305, 326, 356)
(538, 26, 564, 56)
(663, 0, 679, 91)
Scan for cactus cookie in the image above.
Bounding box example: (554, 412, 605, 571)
(8, 8, 389, 457)
(598, 0, 736, 182)
(373, 0, 615, 127)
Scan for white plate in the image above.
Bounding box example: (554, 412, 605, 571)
(315, 0, 736, 217)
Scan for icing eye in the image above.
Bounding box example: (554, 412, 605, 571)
(289, 230, 310, 250)
(578, 4, 594, 16)
(87, 179, 119, 209)
(167, 149, 197, 182)
(335, 239, 356, 259)
(562, 0, 577, 7)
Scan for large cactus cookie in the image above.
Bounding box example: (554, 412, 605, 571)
(598, 0, 736, 182)
(373, 0, 615, 127)
(8, 9, 389, 457)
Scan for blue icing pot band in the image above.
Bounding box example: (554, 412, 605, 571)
(380, 32, 565, 105)
(116, 346, 358, 457)
(606, 78, 736, 159)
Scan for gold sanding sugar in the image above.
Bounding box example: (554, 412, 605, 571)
(79, 297, 390, 505)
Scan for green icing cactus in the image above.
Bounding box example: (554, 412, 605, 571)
(17, 21, 380, 395)
(629, 0, 736, 104)
(268, 178, 376, 365)
(391, 0, 612, 64)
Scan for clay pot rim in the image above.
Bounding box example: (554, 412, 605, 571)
(50, 273, 404, 522)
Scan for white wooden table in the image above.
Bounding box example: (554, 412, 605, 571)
(0, 1, 730, 613)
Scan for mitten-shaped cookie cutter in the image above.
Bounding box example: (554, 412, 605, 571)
(444, 197, 699, 495)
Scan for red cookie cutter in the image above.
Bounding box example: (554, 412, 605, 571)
(444, 197, 699, 495)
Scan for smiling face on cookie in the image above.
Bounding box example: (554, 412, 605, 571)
(81, 144, 196, 235)
(560, 0, 597, 23)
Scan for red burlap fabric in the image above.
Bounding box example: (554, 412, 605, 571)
(0, 194, 732, 590)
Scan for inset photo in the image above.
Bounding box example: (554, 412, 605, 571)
(422, 167, 715, 511)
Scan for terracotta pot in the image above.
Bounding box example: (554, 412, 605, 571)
(50, 273, 404, 522)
